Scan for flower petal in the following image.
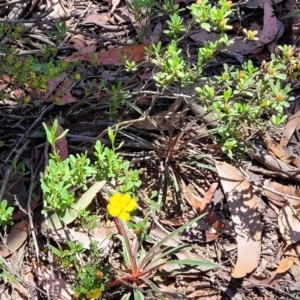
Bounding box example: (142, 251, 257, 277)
(109, 193, 122, 206)
(120, 194, 131, 208)
(86, 288, 102, 299)
(124, 199, 137, 212)
(107, 204, 121, 217)
(119, 211, 130, 222)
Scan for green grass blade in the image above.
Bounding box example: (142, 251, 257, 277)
(142, 278, 164, 300)
(147, 244, 189, 269)
(133, 289, 144, 300)
(165, 259, 219, 268)
(121, 292, 131, 300)
(140, 213, 206, 270)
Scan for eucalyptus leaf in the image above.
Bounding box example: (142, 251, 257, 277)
(45, 180, 106, 230)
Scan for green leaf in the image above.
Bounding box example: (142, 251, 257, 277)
(51, 246, 62, 257)
(45, 180, 106, 230)
(133, 289, 145, 300)
(121, 293, 131, 300)
(165, 259, 219, 268)
(274, 73, 287, 80)
(140, 213, 206, 270)
(281, 10, 300, 19)
(201, 23, 211, 31)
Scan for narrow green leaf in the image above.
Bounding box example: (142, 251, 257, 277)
(133, 289, 144, 300)
(55, 129, 69, 141)
(141, 278, 164, 300)
(281, 10, 300, 19)
(121, 292, 131, 300)
(165, 259, 220, 268)
(140, 213, 206, 270)
(119, 219, 138, 272)
(147, 245, 189, 269)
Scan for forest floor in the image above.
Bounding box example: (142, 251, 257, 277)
(1, 0, 300, 299)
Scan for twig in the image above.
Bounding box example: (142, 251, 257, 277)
(27, 148, 43, 261)
(0, 139, 31, 202)
(245, 278, 300, 299)
(240, 167, 300, 201)
(0, 0, 29, 7)
(0, 256, 55, 299)
(94, 88, 164, 141)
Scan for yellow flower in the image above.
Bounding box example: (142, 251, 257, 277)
(107, 193, 137, 221)
(86, 288, 102, 299)
(243, 29, 259, 41)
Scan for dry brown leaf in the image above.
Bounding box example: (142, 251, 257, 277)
(133, 97, 184, 130)
(0, 220, 28, 257)
(243, 0, 283, 9)
(215, 161, 262, 278)
(247, 273, 275, 286)
(278, 203, 300, 246)
(263, 133, 292, 164)
(82, 13, 113, 25)
(264, 181, 292, 207)
(272, 183, 300, 246)
(275, 256, 295, 273)
(260, 1, 278, 44)
(69, 35, 87, 51)
(160, 216, 188, 226)
(33, 265, 73, 300)
(280, 110, 300, 147)
(64, 45, 97, 62)
(285, 242, 300, 256)
(110, 0, 121, 13)
(147, 22, 162, 43)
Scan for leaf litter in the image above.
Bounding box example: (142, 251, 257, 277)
(1, 0, 300, 299)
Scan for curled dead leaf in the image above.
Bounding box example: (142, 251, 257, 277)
(275, 256, 295, 273)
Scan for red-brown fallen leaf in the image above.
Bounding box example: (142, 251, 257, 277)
(0, 220, 28, 257)
(12, 89, 26, 99)
(204, 212, 227, 240)
(183, 183, 227, 242)
(259, 1, 278, 44)
(215, 161, 262, 278)
(37, 73, 68, 100)
(54, 124, 69, 161)
(184, 183, 218, 213)
(1, 74, 12, 83)
(65, 45, 96, 62)
(50, 77, 78, 105)
(65, 44, 149, 65)
(275, 256, 295, 273)
(280, 110, 300, 147)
